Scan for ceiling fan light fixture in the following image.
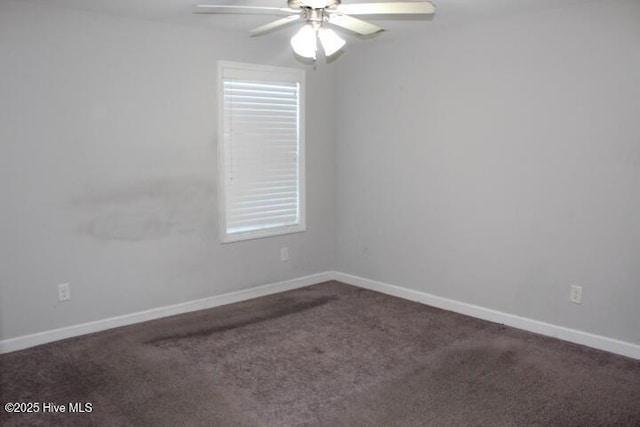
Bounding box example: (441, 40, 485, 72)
(318, 27, 345, 57)
(195, 1, 436, 62)
(290, 24, 318, 59)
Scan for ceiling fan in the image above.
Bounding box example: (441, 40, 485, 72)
(194, 1, 435, 60)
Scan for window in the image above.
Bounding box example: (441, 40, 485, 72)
(218, 61, 305, 243)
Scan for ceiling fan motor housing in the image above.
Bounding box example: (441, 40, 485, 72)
(289, 0, 341, 27)
(288, 0, 341, 11)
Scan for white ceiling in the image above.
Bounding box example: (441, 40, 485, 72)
(14, 0, 599, 40)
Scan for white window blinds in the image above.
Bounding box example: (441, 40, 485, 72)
(218, 62, 305, 242)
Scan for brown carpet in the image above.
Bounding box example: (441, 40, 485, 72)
(1, 281, 639, 426)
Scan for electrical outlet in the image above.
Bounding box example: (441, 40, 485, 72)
(280, 247, 289, 262)
(58, 283, 71, 302)
(569, 285, 582, 304)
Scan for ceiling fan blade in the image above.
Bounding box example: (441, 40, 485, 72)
(250, 15, 302, 36)
(193, 5, 298, 16)
(328, 14, 384, 36)
(335, 2, 435, 16)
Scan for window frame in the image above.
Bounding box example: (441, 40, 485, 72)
(217, 61, 306, 243)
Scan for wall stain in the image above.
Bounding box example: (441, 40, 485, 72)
(73, 176, 215, 241)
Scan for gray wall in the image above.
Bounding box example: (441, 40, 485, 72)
(0, 1, 336, 340)
(335, 0, 640, 344)
(2, 0, 639, 347)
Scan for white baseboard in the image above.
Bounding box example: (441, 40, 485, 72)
(333, 272, 640, 360)
(3, 270, 638, 360)
(0, 272, 334, 354)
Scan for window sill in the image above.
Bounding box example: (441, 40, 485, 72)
(221, 224, 306, 243)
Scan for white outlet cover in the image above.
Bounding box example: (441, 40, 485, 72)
(569, 285, 582, 304)
(58, 283, 71, 302)
(280, 247, 289, 261)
